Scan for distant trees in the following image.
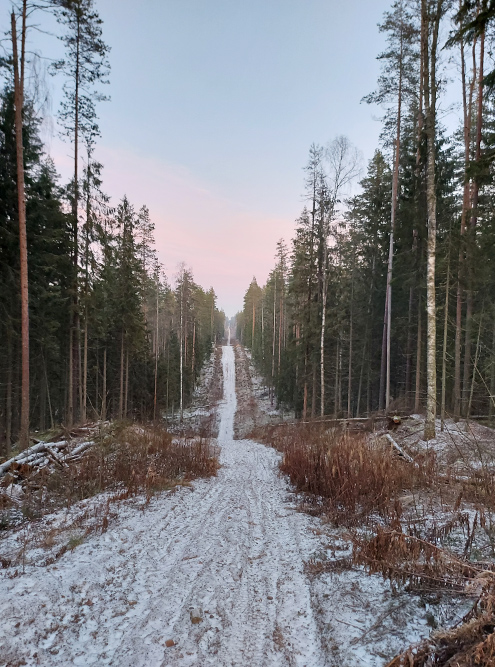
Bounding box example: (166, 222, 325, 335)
(239, 0, 495, 429)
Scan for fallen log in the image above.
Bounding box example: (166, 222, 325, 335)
(384, 433, 414, 464)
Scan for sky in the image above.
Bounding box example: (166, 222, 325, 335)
(3, 0, 397, 315)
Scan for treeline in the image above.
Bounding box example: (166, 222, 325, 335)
(237, 0, 495, 437)
(1, 0, 225, 455)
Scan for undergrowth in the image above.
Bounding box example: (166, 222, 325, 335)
(260, 423, 431, 525)
(259, 421, 495, 666)
(1, 423, 219, 527)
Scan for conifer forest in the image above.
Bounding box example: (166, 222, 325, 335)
(5, 2, 495, 666)
(237, 1, 495, 440)
(0, 0, 225, 456)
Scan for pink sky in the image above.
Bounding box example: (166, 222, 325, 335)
(52, 142, 296, 315)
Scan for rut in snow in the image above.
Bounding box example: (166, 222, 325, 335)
(0, 345, 327, 667)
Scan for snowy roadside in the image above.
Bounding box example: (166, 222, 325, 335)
(1, 343, 484, 667)
(0, 345, 326, 667)
(232, 344, 483, 666)
(233, 342, 293, 439)
(166, 345, 223, 437)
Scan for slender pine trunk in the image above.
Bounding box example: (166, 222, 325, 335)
(11, 6, 29, 448)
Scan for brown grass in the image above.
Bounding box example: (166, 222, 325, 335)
(3, 423, 219, 526)
(261, 423, 426, 525)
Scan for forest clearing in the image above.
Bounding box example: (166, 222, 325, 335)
(3, 0, 495, 665)
(2, 342, 495, 666)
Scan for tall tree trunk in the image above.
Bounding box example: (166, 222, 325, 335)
(180, 284, 184, 422)
(454, 31, 476, 419)
(467, 309, 483, 422)
(333, 337, 339, 419)
(119, 332, 124, 420)
(11, 5, 29, 448)
(385, 24, 403, 411)
(462, 26, 484, 416)
(422, 0, 442, 441)
(405, 284, 415, 399)
(154, 278, 159, 421)
(271, 279, 276, 404)
(379, 292, 388, 411)
(101, 346, 107, 421)
(320, 276, 327, 417)
(489, 318, 495, 425)
(348, 266, 355, 418)
(5, 333, 13, 457)
(311, 366, 317, 418)
(192, 320, 196, 388)
(441, 243, 451, 430)
(124, 348, 129, 418)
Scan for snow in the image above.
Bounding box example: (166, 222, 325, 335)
(0, 346, 473, 666)
(0, 346, 326, 666)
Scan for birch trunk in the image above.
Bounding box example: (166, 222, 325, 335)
(422, 0, 443, 441)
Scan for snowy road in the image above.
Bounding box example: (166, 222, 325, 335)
(1, 346, 327, 667)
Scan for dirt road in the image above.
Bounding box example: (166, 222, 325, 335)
(1, 346, 326, 666)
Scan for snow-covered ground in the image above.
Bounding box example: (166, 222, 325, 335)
(1, 346, 474, 667)
(0, 347, 327, 666)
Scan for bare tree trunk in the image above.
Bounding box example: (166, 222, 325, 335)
(333, 338, 339, 419)
(271, 279, 276, 404)
(422, 0, 443, 441)
(489, 319, 495, 425)
(278, 292, 282, 374)
(405, 285, 415, 399)
(385, 28, 403, 411)
(463, 27, 484, 416)
(454, 31, 476, 420)
(311, 366, 317, 418)
(440, 244, 451, 431)
(42, 349, 54, 430)
(379, 290, 388, 411)
(192, 320, 196, 388)
(356, 338, 366, 418)
(467, 309, 483, 422)
(154, 278, 159, 421)
(180, 283, 184, 422)
(119, 332, 124, 420)
(124, 349, 129, 418)
(348, 268, 355, 418)
(320, 276, 328, 416)
(415, 294, 422, 414)
(101, 346, 107, 421)
(95, 345, 99, 417)
(6, 333, 13, 457)
(11, 5, 29, 448)
(82, 320, 88, 422)
(252, 302, 255, 347)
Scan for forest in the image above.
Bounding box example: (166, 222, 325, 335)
(237, 0, 495, 440)
(0, 0, 225, 456)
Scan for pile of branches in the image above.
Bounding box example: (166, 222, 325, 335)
(387, 584, 495, 666)
(0, 425, 100, 490)
(350, 526, 495, 666)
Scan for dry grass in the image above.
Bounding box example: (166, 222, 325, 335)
(1, 423, 219, 528)
(260, 423, 429, 526)
(260, 421, 495, 665)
